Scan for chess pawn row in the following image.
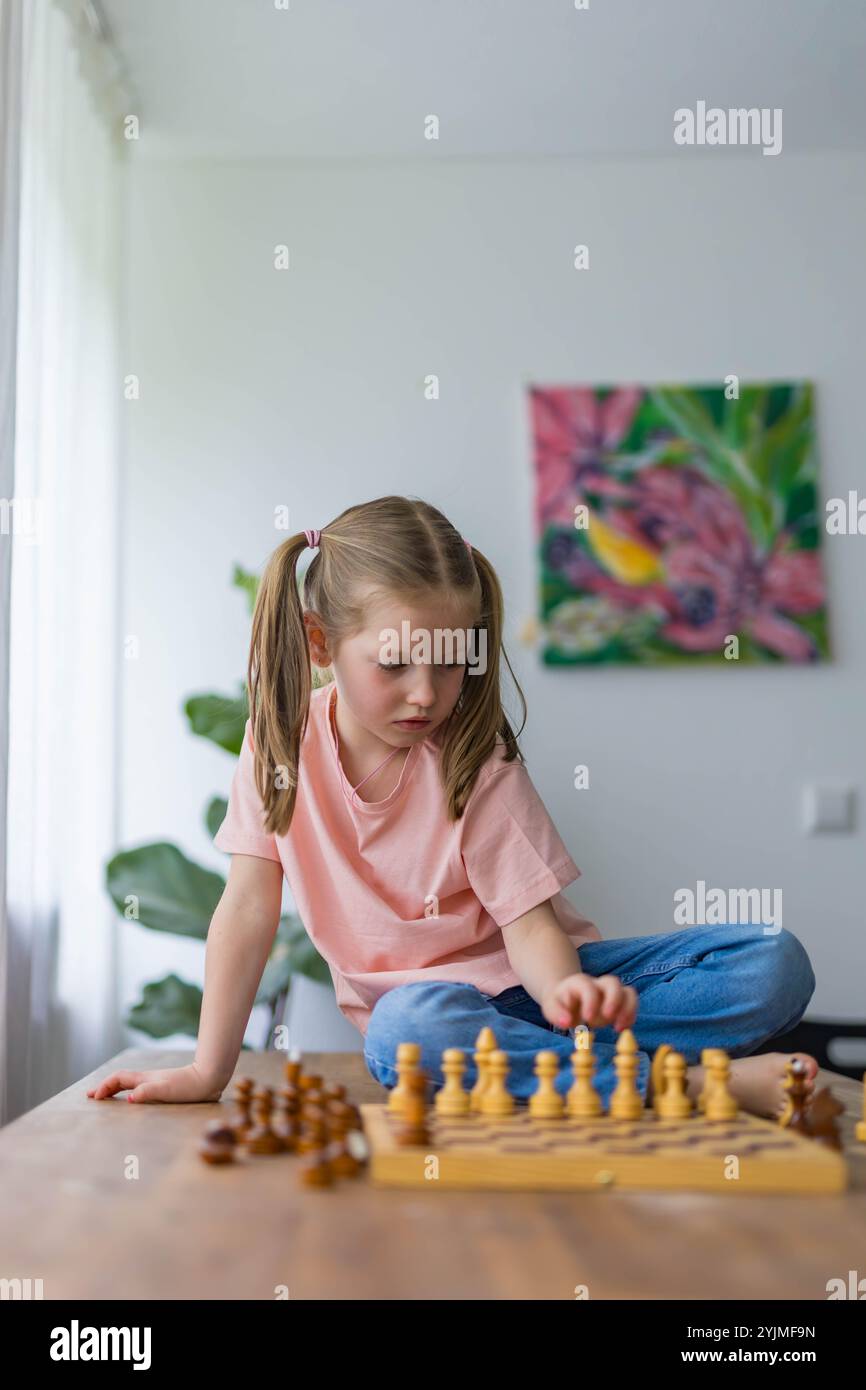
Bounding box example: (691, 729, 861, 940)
(430, 1028, 638, 1121)
(654, 1047, 738, 1122)
(396, 1035, 510, 1124)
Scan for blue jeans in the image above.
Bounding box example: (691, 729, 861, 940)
(362, 925, 816, 1107)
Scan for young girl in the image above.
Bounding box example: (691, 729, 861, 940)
(89, 495, 818, 1116)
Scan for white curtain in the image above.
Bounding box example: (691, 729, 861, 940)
(2, 0, 129, 1123)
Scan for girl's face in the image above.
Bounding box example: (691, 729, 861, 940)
(306, 593, 479, 750)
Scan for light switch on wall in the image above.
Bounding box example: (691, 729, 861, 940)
(803, 784, 856, 833)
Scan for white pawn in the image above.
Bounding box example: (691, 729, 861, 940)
(705, 1053, 738, 1122)
(529, 1051, 564, 1119)
(567, 1031, 603, 1119)
(470, 1027, 497, 1113)
(480, 1050, 515, 1117)
(435, 1048, 471, 1116)
(609, 1029, 644, 1120)
(388, 1041, 420, 1116)
(656, 1051, 693, 1120)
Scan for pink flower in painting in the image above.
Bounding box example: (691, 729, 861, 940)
(584, 465, 825, 661)
(530, 386, 643, 536)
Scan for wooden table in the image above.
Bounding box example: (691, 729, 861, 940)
(1, 1048, 864, 1300)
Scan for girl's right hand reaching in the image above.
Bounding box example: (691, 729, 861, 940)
(86, 1062, 226, 1104)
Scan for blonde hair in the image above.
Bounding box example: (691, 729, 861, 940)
(247, 495, 527, 834)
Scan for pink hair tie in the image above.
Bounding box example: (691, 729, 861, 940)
(463, 538, 472, 555)
(304, 529, 321, 550)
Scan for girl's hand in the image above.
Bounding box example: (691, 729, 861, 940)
(86, 1063, 226, 1104)
(542, 972, 638, 1033)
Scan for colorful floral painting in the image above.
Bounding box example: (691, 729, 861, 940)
(529, 382, 829, 665)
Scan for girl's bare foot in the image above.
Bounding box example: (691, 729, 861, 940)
(647, 1051, 819, 1120)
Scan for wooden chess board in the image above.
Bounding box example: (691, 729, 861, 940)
(360, 1104, 848, 1194)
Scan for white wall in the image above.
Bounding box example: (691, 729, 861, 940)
(120, 150, 866, 1052)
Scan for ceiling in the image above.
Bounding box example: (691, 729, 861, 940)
(99, 0, 866, 161)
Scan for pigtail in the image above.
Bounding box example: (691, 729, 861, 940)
(247, 533, 314, 836)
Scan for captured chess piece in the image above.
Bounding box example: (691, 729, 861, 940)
(609, 1029, 644, 1120)
(322, 1082, 348, 1106)
(297, 1105, 329, 1154)
(229, 1076, 255, 1141)
(529, 1051, 564, 1119)
(435, 1049, 471, 1116)
(198, 1121, 237, 1165)
(326, 1101, 364, 1177)
(299, 1137, 334, 1187)
(244, 1086, 283, 1154)
(389, 1042, 421, 1117)
(470, 1027, 498, 1112)
(298, 1074, 323, 1106)
(656, 1052, 694, 1121)
(395, 1070, 432, 1147)
(480, 1050, 515, 1117)
(273, 1086, 302, 1152)
(567, 1030, 603, 1118)
(283, 1049, 303, 1087)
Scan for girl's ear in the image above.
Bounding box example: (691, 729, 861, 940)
(303, 611, 331, 667)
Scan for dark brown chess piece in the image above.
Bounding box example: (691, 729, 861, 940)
(298, 1074, 323, 1102)
(244, 1086, 282, 1154)
(778, 1058, 811, 1136)
(283, 1055, 303, 1087)
(301, 1088, 326, 1112)
(299, 1140, 334, 1187)
(297, 1106, 329, 1154)
(228, 1076, 255, 1141)
(198, 1121, 237, 1165)
(805, 1086, 844, 1151)
(325, 1102, 363, 1178)
(273, 1086, 302, 1152)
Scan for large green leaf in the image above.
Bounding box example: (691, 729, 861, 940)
(106, 842, 225, 939)
(205, 795, 228, 839)
(184, 689, 248, 754)
(126, 973, 203, 1038)
(255, 915, 332, 1002)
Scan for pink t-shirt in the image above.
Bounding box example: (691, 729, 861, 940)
(213, 682, 602, 1036)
